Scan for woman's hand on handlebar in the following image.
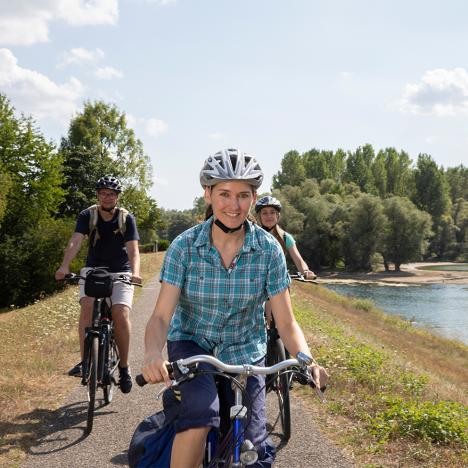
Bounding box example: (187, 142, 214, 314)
(310, 364, 329, 392)
(142, 354, 172, 387)
(302, 270, 317, 280)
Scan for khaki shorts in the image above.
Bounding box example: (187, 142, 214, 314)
(79, 267, 134, 310)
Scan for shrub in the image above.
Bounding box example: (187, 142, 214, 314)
(0, 217, 78, 307)
(157, 239, 170, 251)
(371, 398, 468, 445)
(351, 298, 375, 312)
(139, 243, 156, 253)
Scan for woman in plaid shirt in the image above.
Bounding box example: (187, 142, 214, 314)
(142, 148, 327, 467)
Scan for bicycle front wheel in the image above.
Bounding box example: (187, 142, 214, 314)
(86, 335, 99, 434)
(103, 332, 119, 404)
(271, 338, 291, 442)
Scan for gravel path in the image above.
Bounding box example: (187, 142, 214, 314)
(22, 275, 353, 468)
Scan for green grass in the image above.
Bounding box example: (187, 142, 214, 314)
(291, 284, 468, 466)
(0, 252, 163, 468)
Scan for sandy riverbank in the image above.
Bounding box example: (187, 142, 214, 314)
(318, 262, 468, 286)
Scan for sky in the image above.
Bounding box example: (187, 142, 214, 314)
(1, 0, 467, 210)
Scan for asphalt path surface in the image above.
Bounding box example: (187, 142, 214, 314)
(22, 275, 353, 468)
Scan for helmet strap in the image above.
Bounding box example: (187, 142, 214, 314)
(214, 218, 245, 234)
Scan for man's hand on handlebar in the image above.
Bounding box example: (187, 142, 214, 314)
(55, 266, 70, 281)
(131, 274, 143, 285)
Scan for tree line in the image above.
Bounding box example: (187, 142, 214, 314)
(270, 146, 467, 271)
(158, 145, 466, 273)
(1, 89, 466, 307)
(0, 94, 160, 308)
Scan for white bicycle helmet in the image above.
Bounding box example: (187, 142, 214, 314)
(200, 148, 264, 188)
(255, 196, 282, 213)
(96, 175, 123, 193)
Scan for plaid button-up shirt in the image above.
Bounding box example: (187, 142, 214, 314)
(161, 217, 290, 365)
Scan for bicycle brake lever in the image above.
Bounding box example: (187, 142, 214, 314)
(155, 381, 178, 400)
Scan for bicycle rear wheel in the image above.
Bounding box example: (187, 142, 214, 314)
(270, 338, 291, 442)
(86, 335, 99, 434)
(103, 331, 119, 404)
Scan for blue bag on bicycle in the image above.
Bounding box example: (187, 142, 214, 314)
(128, 409, 176, 468)
(128, 390, 180, 468)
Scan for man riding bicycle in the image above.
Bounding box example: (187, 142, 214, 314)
(55, 176, 141, 394)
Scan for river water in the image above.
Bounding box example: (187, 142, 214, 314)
(325, 282, 468, 345)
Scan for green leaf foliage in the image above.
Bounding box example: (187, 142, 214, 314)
(58, 100, 153, 217)
(381, 196, 432, 270)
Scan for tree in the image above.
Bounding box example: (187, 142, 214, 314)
(452, 198, 468, 260)
(344, 144, 376, 193)
(0, 94, 68, 306)
(430, 215, 459, 260)
(272, 150, 306, 189)
(445, 165, 468, 203)
(0, 95, 64, 235)
(58, 100, 153, 216)
(303, 149, 329, 181)
(167, 211, 197, 241)
(381, 197, 432, 271)
(413, 154, 451, 221)
(343, 194, 387, 271)
(303, 149, 347, 184)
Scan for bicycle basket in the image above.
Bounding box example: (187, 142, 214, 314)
(84, 269, 113, 298)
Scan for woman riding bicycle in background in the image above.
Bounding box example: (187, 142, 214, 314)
(142, 148, 328, 468)
(255, 196, 316, 331)
(255, 196, 316, 280)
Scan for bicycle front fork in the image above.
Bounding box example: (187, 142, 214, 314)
(232, 376, 258, 467)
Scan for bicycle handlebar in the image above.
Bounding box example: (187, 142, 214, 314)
(289, 272, 318, 283)
(136, 354, 324, 400)
(63, 272, 142, 287)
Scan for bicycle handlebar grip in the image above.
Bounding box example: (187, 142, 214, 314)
(135, 363, 175, 388)
(135, 374, 147, 387)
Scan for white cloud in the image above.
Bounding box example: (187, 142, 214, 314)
(0, 14, 50, 46)
(0, 48, 83, 121)
(126, 113, 168, 138)
(56, 0, 118, 26)
(59, 47, 105, 67)
(94, 66, 123, 79)
(0, 1, 118, 46)
(399, 68, 468, 116)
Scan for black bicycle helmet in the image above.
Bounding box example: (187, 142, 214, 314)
(200, 148, 264, 188)
(255, 195, 282, 213)
(95, 175, 123, 193)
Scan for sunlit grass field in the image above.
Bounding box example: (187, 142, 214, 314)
(0, 252, 163, 467)
(293, 283, 467, 467)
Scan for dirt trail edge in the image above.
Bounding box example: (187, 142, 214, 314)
(22, 275, 353, 468)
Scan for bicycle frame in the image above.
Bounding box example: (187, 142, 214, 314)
(82, 298, 114, 386)
(64, 269, 140, 434)
(143, 355, 314, 467)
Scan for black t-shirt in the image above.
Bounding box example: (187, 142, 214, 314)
(75, 207, 140, 272)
